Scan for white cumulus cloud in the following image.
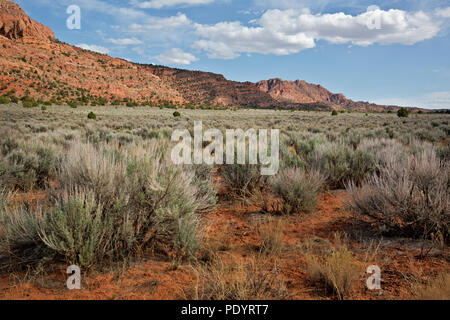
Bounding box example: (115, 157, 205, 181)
(156, 48, 198, 65)
(436, 7, 450, 18)
(193, 8, 441, 59)
(108, 37, 143, 45)
(76, 44, 110, 54)
(131, 0, 215, 9)
(129, 13, 192, 31)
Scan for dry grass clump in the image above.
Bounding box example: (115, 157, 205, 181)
(347, 148, 449, 242)
(187, 254, 287, 300)
(200, 223, 234, 259)
(257, 216, 285, 256)
(304, 234, 360, 300)
(412, 273, 450, 300)
(270, 167, 324, 214)
(299, 236, 333, 256)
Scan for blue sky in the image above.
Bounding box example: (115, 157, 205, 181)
(16, 0, 450, 108)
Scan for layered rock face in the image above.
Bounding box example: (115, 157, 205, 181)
(0, 0, 54, 41)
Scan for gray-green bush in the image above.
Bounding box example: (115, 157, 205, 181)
(0, 139, 217, 269)
(347, 148, 450, 241)
(0, 136, 56, 191)
(270, 167, 324, 214)
(308, 141, 375, 188)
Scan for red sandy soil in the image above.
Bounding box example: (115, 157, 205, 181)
(0, 190, 448, 300)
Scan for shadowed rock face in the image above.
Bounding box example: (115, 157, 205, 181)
(0, 0, 408, 111)
(0, 0, 54, 41)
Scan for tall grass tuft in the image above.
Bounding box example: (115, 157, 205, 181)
(304, 234, 359, 300)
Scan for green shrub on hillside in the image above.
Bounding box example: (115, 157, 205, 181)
(126, 101, 138, 108)
(68, 101, 77, 108)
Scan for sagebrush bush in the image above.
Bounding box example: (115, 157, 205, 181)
(0, 139, 217, 270)
(40, 191, 114, 268)
(0, 137, 56, 191)
(0, 204, 48, 266)
(190, 164, 218, 214)
(347, 148, 450, 241)
(270, 167, 324, 214)
(279, 138, 305, 170)
(0, 189, 9, 212)
(397, 108, 410, 118)
(357, 138, 407, 170)
(308, 142, 374, 189)
(281, 134, 376, 189)
(279, 133, 324, 170)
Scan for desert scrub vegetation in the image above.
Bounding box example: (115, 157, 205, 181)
(270, 167, 324, 214)
(304, 233, 360, 300)
(190, 164, 218, 214)
(307, 141, 375, 188)
(0, 139, 217, 270)
(347, 147, 449, 242)
(279, 133, 376, 188)
(0, 135, 56, 191)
